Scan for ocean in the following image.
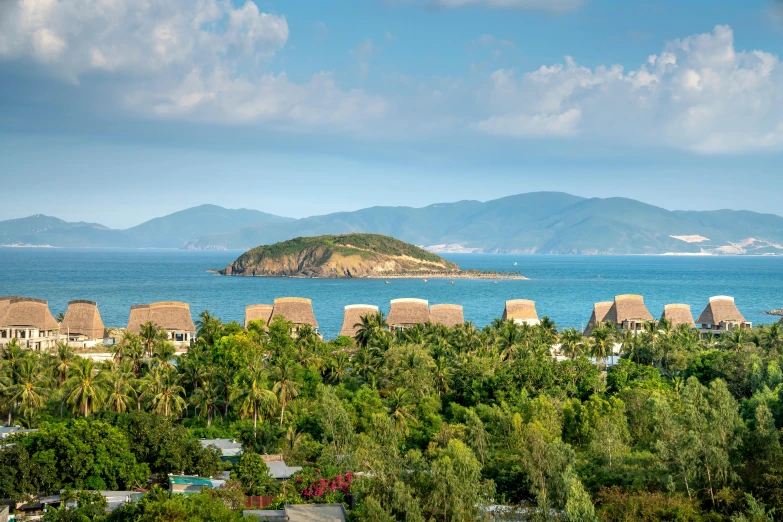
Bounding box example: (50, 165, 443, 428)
(0, 248, 781, 339)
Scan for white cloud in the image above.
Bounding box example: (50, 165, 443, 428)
(432, 0, 582, 14)
(474, 25, 783, 153)
(0, 0, 384, 131)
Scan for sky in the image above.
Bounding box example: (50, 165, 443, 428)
(1, 0, 782, 228)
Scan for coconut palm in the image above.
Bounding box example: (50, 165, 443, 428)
(327, 352, 350, 384)
(65, 358, 105, 417)
(559, 327, 585, 360)
(496, 321, 522, 362)
(52, 342, 75, 387)
(196, 310, 223, 346)
(148, 367, 186, 417)
(139, 321, 166, 359)
(231, 362, 277, 435)
(8, 358, 50, 421)
(354, 311, 388, 348)
(103, 363, 136, 413)
(114, 332, 144, 375)
(590, 322, 616, 368)
(385, 387, 416, 433)
(152, 342, 177, 370)
(191, 372, 224, 427)
(272, 360, 299, 426)
(760, 322, 783, 353)
(721, 327, 754, 352)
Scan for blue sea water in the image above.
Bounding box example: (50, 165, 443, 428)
(0, 248, 781, 339)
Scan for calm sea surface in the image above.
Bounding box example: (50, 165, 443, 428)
(0, 248, 781, 339)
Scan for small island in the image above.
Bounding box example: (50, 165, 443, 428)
(219, 233, 526, 279)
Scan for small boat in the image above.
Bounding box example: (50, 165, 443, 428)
(450, 281, 455, 285)
(493, 280, 498, 284)
(512, 262, 518, 266)
(385, 281, 390, 284)
(423, 279, 428, 283)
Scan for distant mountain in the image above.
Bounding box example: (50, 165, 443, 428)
(2, 194, 782, 255)
(184, 193, 783, 255)
(0, 206, 292, 248)
(124, 204, 293, 248)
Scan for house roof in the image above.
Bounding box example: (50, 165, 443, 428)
(266, 461, 302, 480)
(339, 304, 379, 337)
(661, 304, 695, 328)
(0, 296, 59, 331)
(245, 304, 274, 328)
(61, 300, 105, 339)
(272, 298, 319, 328)
(284, 504, 347, 522)
(584, 301, 613, 337)
(606, 294, 654, 324)
(126, 302, 196, 334)
(502, 299, 538, 322)
(696, 296, 746, 325)
(199, 439, 243, 457)
(387, 298, 429, 326)
(429, 304, 464, 327)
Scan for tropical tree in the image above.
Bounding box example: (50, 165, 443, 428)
(52, 341, 76, 387)
(148, 367, 187, 417)
(355, 311, 388, 348)
(103, 363, 136, 413)
(8, 358, 50, 421)
(560, 327, 585, 360)
(196, 310, 223, 347)
(231, 362, 277, 435)
(64, 357, 105, 417)
(590, 322, 616, 368)
(272, 359, 299, 426)
(139, 321, 167, 359)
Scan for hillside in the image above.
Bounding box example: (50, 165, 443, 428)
(220, 234, 464, 278)
(0, 215, 130, 247)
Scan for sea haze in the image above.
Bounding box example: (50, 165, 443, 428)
(0, 248, 781, 340)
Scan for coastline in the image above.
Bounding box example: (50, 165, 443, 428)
(218, 271, 528, 280)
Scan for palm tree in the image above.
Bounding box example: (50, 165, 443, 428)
(327, 352, 350, 384)
(272, 360, 299, 426)
(65, 358, 105, 417)
(114, 333, 144, 375)
(354, 311, 388, 348)
(52, 341, 75, 387)
(152, 342, 177, 370)
(148, 367, 186, 417)
(196, 310, 223, 347)
(103, 363, 136, 413)
(497, 321, 521, 362)
(8, 359, 50, 421)
(559, 328, 585, 360)
(231, 364, 277, 435)
(721, 327, 754, 352)
(191, 372, 224, 427)
(433, 355, 451, 397)
(590, 322, 616, 368)
(139, 321, 166, 359)
(385, 387, 415, 433)
(760, 322, 783, 353)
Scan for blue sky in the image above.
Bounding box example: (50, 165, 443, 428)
(1, 0, 782, 228)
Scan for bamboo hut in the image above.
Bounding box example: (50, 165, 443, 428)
(696, 296, 751, 334)
(126, 302, 196, 346)
(605, 294, 654, 332)
(244, 304, 274, 328)
(584, 301, 613, 337)
(0, 296, 60, 350)
(502, 299, 540, 326)
(61, 300, 106, 342)
(660, 304, 695, 329)
(429, 304, 464, 328)
(271, 297, 319, 334)
(339, 305, 379, 338)
(387, 298, 429, 329)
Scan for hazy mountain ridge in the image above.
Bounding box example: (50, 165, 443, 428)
(2, 194, 782, 255)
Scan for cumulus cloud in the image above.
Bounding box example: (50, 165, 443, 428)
(474, 25, 783, 153)
(0, 0, 385, 131)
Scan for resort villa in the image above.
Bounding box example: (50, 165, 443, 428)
(0, 296, 60, 350)
(339, 304, 379, 337)
(60, 300, 107, 347)
(429, 304, 465, 328)
(660, 304, 696, 329)
(696, 296, 752, 334)
(244, 304, 274, 329)
(126, 302, 196, 347)
(387, 298, 430, 330)
(584, 295, 654, 336)
(271, 297, 321, 337)
(502, 299, 540, 326)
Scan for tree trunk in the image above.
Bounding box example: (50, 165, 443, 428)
(280, 399, 286, 426)
(254, 410, 258, 436)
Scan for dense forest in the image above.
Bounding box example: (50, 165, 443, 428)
(2, 312, 783, 521)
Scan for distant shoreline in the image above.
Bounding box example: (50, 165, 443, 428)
(215, 270, 528, 280)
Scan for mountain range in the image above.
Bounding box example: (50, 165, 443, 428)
(1, 193, 782, 255)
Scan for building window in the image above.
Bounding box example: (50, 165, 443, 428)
(175, 333, 184, 342)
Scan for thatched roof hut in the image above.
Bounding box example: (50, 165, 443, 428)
(126, 302, 196, 334)
(387, 298, 429, 328)
(61, 300, 105, 339)
(502, 299, 539, 324)
(429, 304, 464, 328)
(340, 305, 379, 337)
(271, 298, 319, 328)
(245, 304, 273, 328)
(606, 295, 654, 326)
(0, 296, 59, 331)
(584, 301, 613, 337)
(661, 304, 695, 329)
(696, 296, 746, 326)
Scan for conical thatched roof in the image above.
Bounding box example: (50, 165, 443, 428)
(387, 298, 429, 327)
(272, 297, 319, 328)
(0, 297, 59, 331)
(429, 304, 464, 328)
(696, 296, 746, 325)
(584, 301, 613, 337)
(61, 300, 105, 339)
(502, 299, 538, 322)
(661, 304, 695, 328)
(340, 304, 379, 337)
(245, 304, 273, 328)
(606, 294, 654, 325)
(126, 302, 196, 333)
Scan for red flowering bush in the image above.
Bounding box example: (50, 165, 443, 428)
(291, 466, 353, 503)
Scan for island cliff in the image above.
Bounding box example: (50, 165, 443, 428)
(219, 234, 524, 279)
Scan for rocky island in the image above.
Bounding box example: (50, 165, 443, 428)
(219, 233, 526, 279)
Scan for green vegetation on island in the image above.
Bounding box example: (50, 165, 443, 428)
(1, 313, 783, 520)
